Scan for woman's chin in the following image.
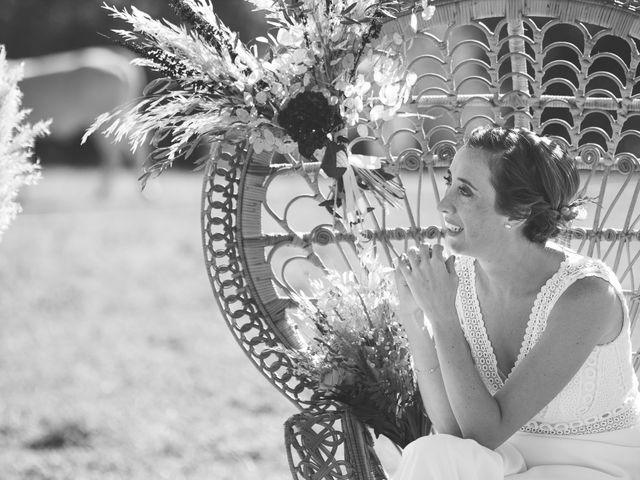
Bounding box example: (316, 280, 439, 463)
(444, 233, 464, 255)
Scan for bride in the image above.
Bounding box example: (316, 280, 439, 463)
(394, 126, 640, 479)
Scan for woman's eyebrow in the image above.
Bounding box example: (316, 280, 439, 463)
(456, 175, 478, 191)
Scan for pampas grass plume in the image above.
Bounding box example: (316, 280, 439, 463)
(0, 45, 50, 241)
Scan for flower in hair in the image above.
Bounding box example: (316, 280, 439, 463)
(559, 206, 574, 220)
(558, 200, 588, 222)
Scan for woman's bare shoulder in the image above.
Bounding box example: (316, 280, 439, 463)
(552, 273, 623, 344)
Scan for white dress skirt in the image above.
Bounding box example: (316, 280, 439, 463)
(394, 251, 640, 479)
(394, 426, 640, 480)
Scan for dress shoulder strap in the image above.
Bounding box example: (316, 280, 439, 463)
(519, 251, 623, 359)
(454, 255, 504, 393)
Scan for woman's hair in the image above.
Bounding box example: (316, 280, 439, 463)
(465, 126, 581, 244)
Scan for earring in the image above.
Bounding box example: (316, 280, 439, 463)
(504, 223, 512, 230)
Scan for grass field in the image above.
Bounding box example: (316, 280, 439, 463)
(3, 164, 633, 480)
(0, 167, 298, 480)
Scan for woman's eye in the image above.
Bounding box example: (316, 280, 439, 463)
(444, 174, 471, 197)
(444, 173, 473, 197)
(458, 186, 472, 197)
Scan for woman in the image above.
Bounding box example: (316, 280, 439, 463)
(394, 126, 640, 479)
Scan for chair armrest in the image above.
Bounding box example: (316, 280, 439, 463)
(285, 407, 388, 480)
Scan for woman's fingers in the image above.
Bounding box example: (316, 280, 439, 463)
(395, 254, 413, 281)
(419, 242, 432, 262)
(407, 247, 421, 271)
(395, 244, 458, 324)
(400, 244, 454, 279)
(431, 243, 444, 261)
(394, 261, 408, 282)
(429, 245, 457, 275)
(445, 254, 456, 274)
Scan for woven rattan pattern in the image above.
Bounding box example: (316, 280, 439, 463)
(201, 2, 640, 478)
(285, 409, 386, 480)
(201, 148, 308, 406)
(202, 0, 640, 409)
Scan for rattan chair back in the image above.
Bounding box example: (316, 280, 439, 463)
(202, 2, 640, 478)
(202, 0, 640, 414)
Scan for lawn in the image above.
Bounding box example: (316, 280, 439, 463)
(2, 163, 632, 480)
(0, 167, 298, 480)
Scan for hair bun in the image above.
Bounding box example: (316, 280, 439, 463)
(466, 126, 582, 244)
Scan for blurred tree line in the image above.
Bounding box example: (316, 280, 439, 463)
(0, 0, 266, 58)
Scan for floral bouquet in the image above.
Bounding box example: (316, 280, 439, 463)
(284, 248, 431, 449)
(0, 46, 49, 242)
(84, 0, 435, 226)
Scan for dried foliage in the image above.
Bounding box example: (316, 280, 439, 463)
(0, 46, 49, 241)
(282, 247, 431, 448)
(84, 0, 435, 223)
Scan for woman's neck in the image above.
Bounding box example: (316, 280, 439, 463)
(473, 240, 564, 298)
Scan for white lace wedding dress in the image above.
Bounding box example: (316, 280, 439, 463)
(394, 249, 640, 479)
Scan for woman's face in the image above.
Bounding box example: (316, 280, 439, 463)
(437, 146, 511, 258)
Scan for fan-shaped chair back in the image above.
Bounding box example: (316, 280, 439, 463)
(202, 2, 640, 478)
(202, 0, 640, 412)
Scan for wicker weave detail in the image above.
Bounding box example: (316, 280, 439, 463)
(201, 147, 311, 407)
(285, 408, 387, 480)
(199, 6, 640, 479)
(201, 0, 640, 412)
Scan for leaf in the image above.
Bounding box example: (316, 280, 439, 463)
(266, 19, 287, 27)
(410, 12, 418, 33)
(356, 124, 369, 138)
(342, 2, 358, 14)
(267, 32, 278, 44)
(377, 7, 398, 19)
(255, 36, 270, 43)
(340, 17, 361, 25)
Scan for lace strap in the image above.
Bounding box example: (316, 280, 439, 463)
(455, 255, 503, 394)
(518, 255, 621, 362)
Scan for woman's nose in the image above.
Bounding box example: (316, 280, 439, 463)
(437, 190, 454, 214)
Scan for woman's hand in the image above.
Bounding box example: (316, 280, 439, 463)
(393, 244, 463, 436)
(397, 243, 459, 329)
(393, 266, 421, 314)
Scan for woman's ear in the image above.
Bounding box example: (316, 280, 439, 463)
(505, 206, 530, 230)
(504, 217, 526, 230)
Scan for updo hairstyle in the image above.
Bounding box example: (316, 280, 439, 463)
(465, 126, 581, 244)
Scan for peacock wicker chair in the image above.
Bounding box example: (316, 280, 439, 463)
(201, 1, 640, 478)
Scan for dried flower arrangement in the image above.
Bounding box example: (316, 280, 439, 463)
(283, 247, 431, 448)
(85, 0, 435, 224)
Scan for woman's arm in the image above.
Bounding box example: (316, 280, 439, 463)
(400, 309, 461, 436)
(399, 245, 623, 449)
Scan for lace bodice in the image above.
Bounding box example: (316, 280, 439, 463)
(455, 249, 640, 436)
